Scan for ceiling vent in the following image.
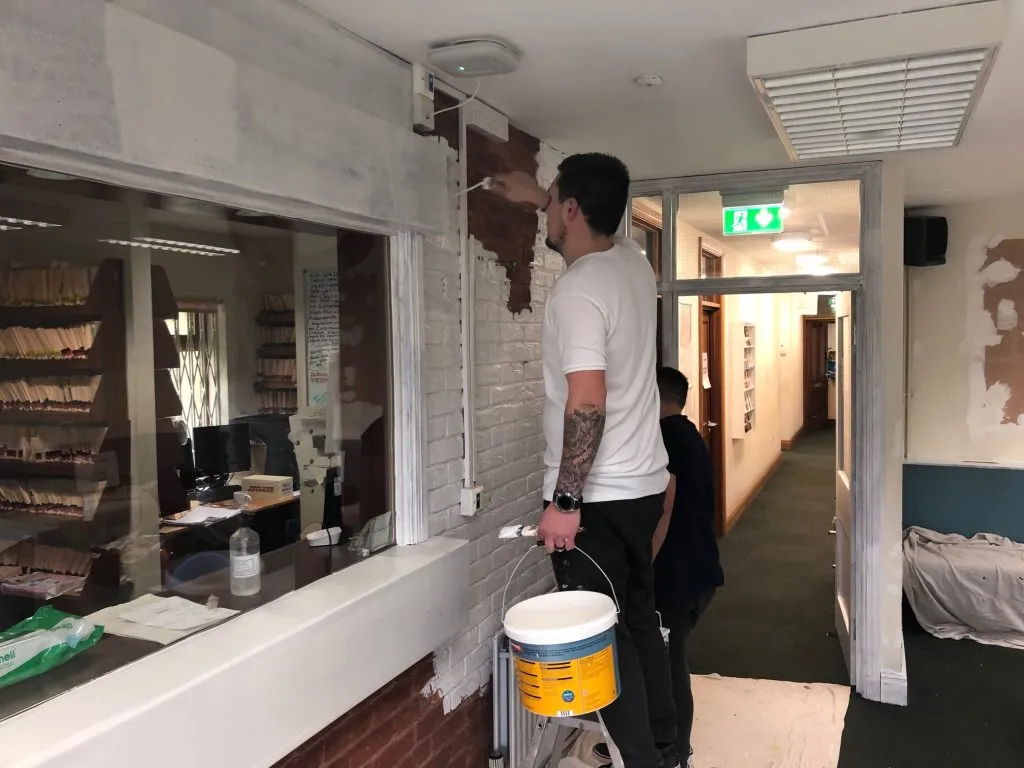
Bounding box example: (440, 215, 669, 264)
(747, 1, 1005, 160)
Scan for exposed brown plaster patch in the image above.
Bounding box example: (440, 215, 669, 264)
(982, 238, 1024, 424)
(417, 93, 540, 315)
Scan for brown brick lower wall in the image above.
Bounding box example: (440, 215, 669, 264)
(274, 656, 492, 768)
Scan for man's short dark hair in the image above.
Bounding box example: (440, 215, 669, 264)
(657, 366, 689, 409)
(554, 153, 630, 236)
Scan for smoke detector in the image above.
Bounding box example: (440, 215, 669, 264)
(428, 38, 521, 78)
(747, 1, 1004, 160)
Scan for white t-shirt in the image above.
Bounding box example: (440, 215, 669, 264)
(541, 239, 669, 503)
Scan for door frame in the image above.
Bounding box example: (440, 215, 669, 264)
(626, 161, 888, 704)
(697, 298, 727, 536)
(802, 315, 836, 431)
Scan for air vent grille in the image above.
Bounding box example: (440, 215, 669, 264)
(755, 48, 994, 160)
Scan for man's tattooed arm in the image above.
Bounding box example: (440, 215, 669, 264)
(555, 401, 607, 497)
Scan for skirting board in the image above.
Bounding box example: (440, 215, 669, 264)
(781, 427, 803, 451)
(724, 454, 783, 535)
(880, 647, 908, 707)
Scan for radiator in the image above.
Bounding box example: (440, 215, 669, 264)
(493, 631, 546, 768)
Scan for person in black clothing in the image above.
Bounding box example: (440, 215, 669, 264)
(594, 367, 724, 767)
(653, 366, 725, 765)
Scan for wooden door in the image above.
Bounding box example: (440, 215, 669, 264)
(699, 301, 726, 535)
(804, 319, 831, 431)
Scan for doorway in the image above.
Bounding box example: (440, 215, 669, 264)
(628, 164, 889, 702)
(803, 316, 836, 433)
(698, 298, 726, 535)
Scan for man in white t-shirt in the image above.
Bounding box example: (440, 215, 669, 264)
(490, 154, 677, 768)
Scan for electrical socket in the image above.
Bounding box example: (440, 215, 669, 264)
(412, 63, 436, 100)
(460, 485, 484, 517)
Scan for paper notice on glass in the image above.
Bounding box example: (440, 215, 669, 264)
(120, 595, 238, 632)
(701, 352, 712, 389)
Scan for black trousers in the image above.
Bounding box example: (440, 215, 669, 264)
(662, 588, 717, 759)
(548, 494, 676, 768)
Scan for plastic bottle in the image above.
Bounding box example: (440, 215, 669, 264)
(229, 512, 261, 597)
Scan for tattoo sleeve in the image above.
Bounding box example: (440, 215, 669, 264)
(556, 402, 606, 497)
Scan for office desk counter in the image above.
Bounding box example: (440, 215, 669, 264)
(0, 537, 373, 722)
(160, 493, 302, 560)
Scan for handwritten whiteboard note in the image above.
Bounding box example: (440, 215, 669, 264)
(304, 268, 339, 406)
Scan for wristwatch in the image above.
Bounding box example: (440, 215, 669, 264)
(552, 489, 582, 512)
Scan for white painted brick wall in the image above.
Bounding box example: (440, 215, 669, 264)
(425, 140, 567, 709)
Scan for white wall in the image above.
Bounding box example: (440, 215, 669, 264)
(778, 294, 807, 442)
(423, 143, 564, 710)
(0, 0, 448, 233)
(907, 192, 1024, 466)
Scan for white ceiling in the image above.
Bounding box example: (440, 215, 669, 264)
(299, 0, 1024, 206)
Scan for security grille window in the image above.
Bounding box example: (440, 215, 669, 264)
(166, 301, 223, 433)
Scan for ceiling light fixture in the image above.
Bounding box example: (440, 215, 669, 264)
(0, 216, 60, 228)
(633, 75, 664, 88)
(0, 226, 23, 232)
(100, 239, 239, 257)
(773, 233, 815, 253)
(795, 253, 828, 267)
(805, 265, 839, 276)
(428, 38, 521, 78)
(135, 237, 238, 254)
(747, 1, 1004, 159)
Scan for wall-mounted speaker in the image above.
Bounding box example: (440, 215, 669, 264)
(904, 215, 948, 267)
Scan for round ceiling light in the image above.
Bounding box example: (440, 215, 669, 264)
(772, 233, 815, 253)
(633, 75, 664, 88)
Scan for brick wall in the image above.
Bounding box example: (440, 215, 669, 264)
(273, 657, 491, 768)
(275, 90, 564, 768)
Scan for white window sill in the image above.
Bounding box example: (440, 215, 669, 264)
(0, 537, 469, 768)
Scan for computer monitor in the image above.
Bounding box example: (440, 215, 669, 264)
(192, 423, 251, 480)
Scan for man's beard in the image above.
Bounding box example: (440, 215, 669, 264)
(545, 224, 567, 255)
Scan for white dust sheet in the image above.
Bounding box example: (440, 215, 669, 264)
(563, 674, 850, 768)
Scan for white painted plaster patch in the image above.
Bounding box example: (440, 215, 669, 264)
(996, 299, 1018, 332)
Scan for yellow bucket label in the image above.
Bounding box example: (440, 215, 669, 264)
(510, 627, 619, 718)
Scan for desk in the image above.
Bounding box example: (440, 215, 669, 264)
(160, 493, 301, 567)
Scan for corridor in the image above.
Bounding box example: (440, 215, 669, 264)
(689, 428, 846, 684)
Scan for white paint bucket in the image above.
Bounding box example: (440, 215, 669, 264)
(504, 590, 620, 718)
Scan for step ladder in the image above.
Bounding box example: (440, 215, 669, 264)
(523, 712, 623, 768)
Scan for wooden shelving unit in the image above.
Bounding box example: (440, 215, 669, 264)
(255, 295, 297, 415)
(0, 259, 186, 622)
(731, 322, 757, 438)
(0, 260, 130, 616)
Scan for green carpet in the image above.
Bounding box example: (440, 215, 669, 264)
(687, 427, 848, 684)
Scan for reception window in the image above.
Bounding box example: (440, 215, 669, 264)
(0, 166, 395, 719)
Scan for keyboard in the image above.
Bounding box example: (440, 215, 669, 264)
(191, 484, 241, 505)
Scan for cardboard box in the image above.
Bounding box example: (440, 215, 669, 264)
(241, 474, 293, 504)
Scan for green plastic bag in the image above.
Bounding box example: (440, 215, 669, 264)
(0, 606, 104, 690)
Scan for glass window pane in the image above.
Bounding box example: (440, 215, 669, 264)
(671, 180, 861, 279)
(0, 165, 394, 721)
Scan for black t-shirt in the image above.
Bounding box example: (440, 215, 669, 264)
(654, 415, 725, 613)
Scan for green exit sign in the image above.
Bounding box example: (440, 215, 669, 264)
(722, 204, 785, 237)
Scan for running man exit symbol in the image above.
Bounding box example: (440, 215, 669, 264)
(722, 204, 784, 236)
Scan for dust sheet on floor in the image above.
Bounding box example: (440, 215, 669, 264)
(561, 674, 850, 768)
